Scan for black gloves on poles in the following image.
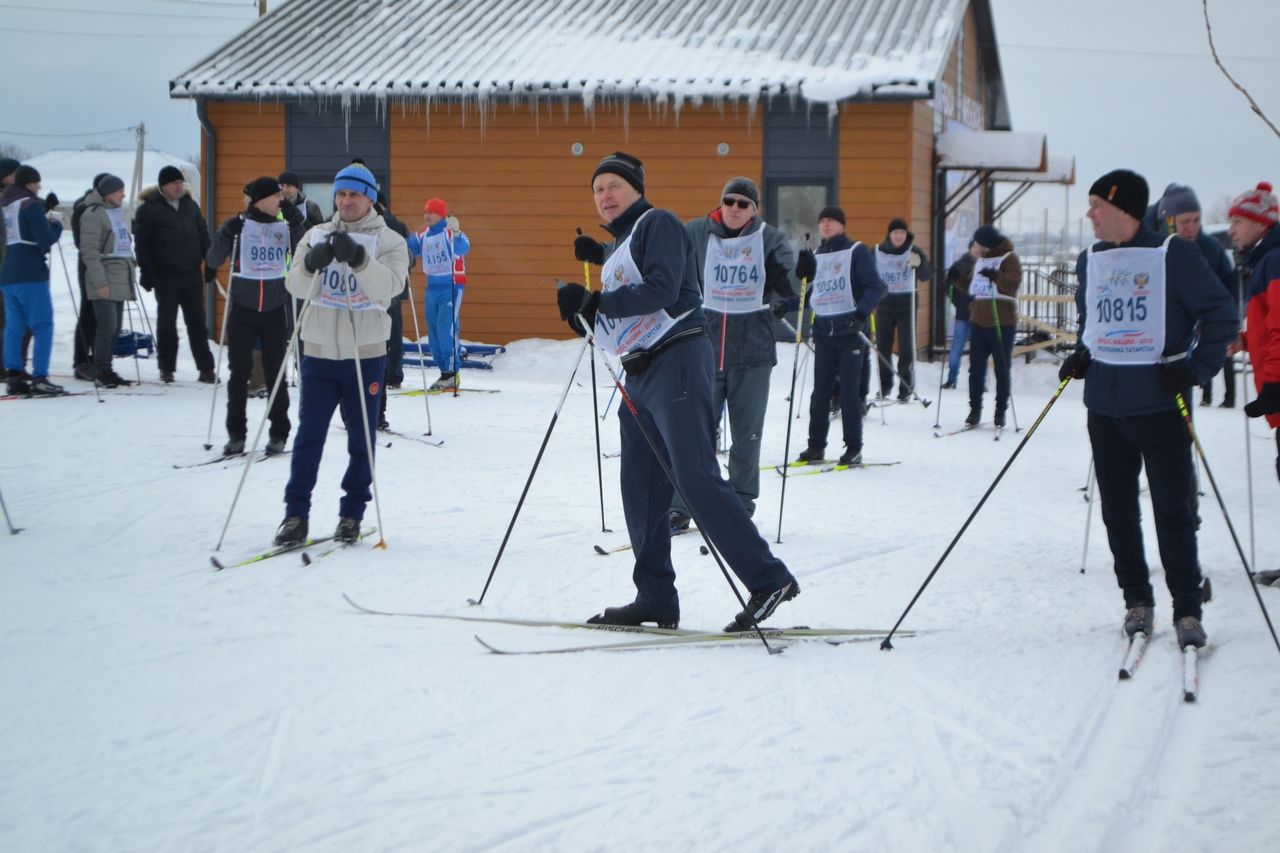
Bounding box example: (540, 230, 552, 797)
(1245, 382, 1280, 418)
(303, 239, 335, 273)
(1058, 348, 1092, 381)
(329, 231, 366, 268)
(1158, 361, 1197, 394)
(574, 235, 605, 265)
(220, 216, 244, 240)
(795, 249, 817, 282)
(556, 283, 600, 336)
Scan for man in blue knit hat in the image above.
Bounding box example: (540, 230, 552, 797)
(273, 162, 409, 547)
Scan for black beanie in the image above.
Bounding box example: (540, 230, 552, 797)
(591, 151, 645, 195)
(278, 170, 302, 189)
(887, 217, 909, 233)
(96, 174, 126, 197)
(158, 165, 185, 186)
(973, 224, 1002, 249)
(818, 206, 846, 226)
(721, 176, 759, 207)
(1089, 169, 1149, 222)
(244, 176, 281, 205)
(0, 158, 19, 182)
(14, 165, 40, 185)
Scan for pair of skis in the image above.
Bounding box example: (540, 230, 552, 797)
(173, 450, 291, 469)
(1118, 632, 1201, 703)
(211, 527, 376, 570)
(593, 527, 704, 555)
(934, 423, 1005, 440)
(770, 459, 901, 477)
(341, 593, 912, 655)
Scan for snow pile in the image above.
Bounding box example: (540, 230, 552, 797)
(2, 236, 1279, 850)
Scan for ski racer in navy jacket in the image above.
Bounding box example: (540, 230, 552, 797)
(2, 167, 64, 394)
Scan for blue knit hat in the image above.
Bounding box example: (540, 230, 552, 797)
(333, 163, 378, 202)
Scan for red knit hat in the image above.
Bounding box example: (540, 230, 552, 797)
(423, 197, 447, 217)
(1228, 182, 1279, 226)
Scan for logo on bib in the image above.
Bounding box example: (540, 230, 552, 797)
(368, 381, 380, 397)
(1134, 272, 1149, 288)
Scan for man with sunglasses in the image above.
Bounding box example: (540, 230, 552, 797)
(660, 177, 799, 528)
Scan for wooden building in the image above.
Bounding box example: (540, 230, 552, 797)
(171, 0, 1043, 351)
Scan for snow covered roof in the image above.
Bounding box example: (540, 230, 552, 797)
(991, 155, 1075, 186)
(936, 129, 1046, 172)
(25, 149, 200, 208)
(170, 0, 971, 107)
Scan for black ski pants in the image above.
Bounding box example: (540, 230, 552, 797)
(226, 303, 290, 441)
(152, 271, 214, 374)
(808, 333, 865, 454)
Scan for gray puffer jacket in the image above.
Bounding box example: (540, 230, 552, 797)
(79, 190, 136, 302)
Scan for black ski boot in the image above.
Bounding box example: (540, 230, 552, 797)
(274, 516, 308, 547)
(965, 406, 981, 426)
(1123, 605, 1154, 638)
(838, 447, 862, 466)
(586, 601, 679, 630)
(993, 408, 1007, 428)
(222, 437, 246, 456)
(334, 516, 361, 544)
(724, 578, 801, 632)
(1174, 615, 1207, 649)
(796, 446, 825, 464)
(265, 436, 287, 456)
(6, 371, 30, 396)
(668, 511, 691, 534)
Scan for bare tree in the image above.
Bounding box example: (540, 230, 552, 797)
(1203, 0, 1280, 140)
(0, 141, 30, 161)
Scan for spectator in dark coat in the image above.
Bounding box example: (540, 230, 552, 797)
(132, 165, 216, 383)
(1147, 184, 1239, 407)
(957, 224, 1021, 427)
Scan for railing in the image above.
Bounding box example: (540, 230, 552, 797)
(1012, 261, 1078, 359)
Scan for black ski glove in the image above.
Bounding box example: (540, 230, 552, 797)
(1244, 382, 1280, 418)
(303, 239, 335, 273)
(281, 199, 305, 227)
(977, 267, 999, 281)
(329, 231, 367, 268)
(574, 234, 604, 265)
(139, 271, 154, 292)
(556, 283, 600, 336)
(1158, 361, 1197, 394)
(849, 310, 868, 337)
(770, 299, 791, 319)
(204, 266, 219, 285)
(44, 193, 60, 211)
(1059, 348, 1091, 381)
(795, 249, 817, 282)
(220, 216, 244, 240)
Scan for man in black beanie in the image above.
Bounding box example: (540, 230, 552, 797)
(278, 170, 325, 236)
(873, 217, 933, 402)
(133, 164, 216, 383)
(559, 152, 801, 633)
(0, 157, 26, 366)
(1059, 168, 1237, 652)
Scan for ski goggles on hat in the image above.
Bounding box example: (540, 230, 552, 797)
(721, 196, 754, 209)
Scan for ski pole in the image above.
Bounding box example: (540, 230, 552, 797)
(1173, 391, 1280, 657)
(213, 278, 319, 552)
(868, 313, 886, 426)
(203, 237, 237, 449)
(579, 242, 610, 534)
(55, 241, 101, 403)
(0, 479, 21, 534)
(776, 270, 810, 544)
(342, 264, 388, 549)
(470, 335, 592, 606)
(403, 282, 435, 436)
(934, 285, 951, 429)
(859, 330, 931, 409)
(882, 376, 1072, 650)
(989, 293, 1021, 431)
(122, 299, 144, 384)
(570, 308, 780, 655)
(1242, 354, 1256, 570)
(601, 364, 622, 420)
(1079, 458, 1095, 574)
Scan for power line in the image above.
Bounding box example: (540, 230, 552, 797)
(998, 40, 1277, 63)
(2, 24, 244, 37)
(0, 2, 255, 20)
(0, 126, 139, 138)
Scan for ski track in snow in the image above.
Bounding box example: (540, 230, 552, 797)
(2, 238, 1279, 850)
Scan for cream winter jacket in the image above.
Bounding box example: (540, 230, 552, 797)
(286, 208, 410, 360)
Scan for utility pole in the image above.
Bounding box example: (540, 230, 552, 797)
(259, 0, 267, 16)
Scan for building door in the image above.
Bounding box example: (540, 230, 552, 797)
(762, 103, 838, 250)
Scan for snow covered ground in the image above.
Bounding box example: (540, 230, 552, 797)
(3, 238, 1279, 852)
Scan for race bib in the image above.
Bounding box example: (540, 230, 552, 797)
(875, 247, 914, 294)
(1081, 239, 1170, 365)
(3, 199, 25, 246)
(809, 245, 857, 316)
(310, 230, 382, 312)
(106, 207, 134, 259)
(702, 229, 766, 314)
(419, 229, 453, 277)
(969, 254, 1005, 299)
(593, 210, 683, 355)
(237, 220, 290, 278)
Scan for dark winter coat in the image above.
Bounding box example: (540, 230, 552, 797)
(1241, 223, 1280, 429)
(1074, 225, 1238, 419)
(207, 206, 307, 313)
(809, 233, 886, 339)
(596, 198, 706, 341)
(132, 185, 210, 283)
(946, 252, 976, 316)
(0, 184, 62, 286)
(874, 233, 933, 310)
(958, 237, 1021, 328)
(686, 210, 797, 369)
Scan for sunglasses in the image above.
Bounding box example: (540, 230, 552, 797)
(722, 197, 754, 210)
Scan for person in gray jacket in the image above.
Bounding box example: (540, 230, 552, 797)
(78, 174, 137, 388)
(274, 162, 409, 548)
(671, 177, 797, 524)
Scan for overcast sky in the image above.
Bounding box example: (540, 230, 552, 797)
(3, 0, 1277, 227)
